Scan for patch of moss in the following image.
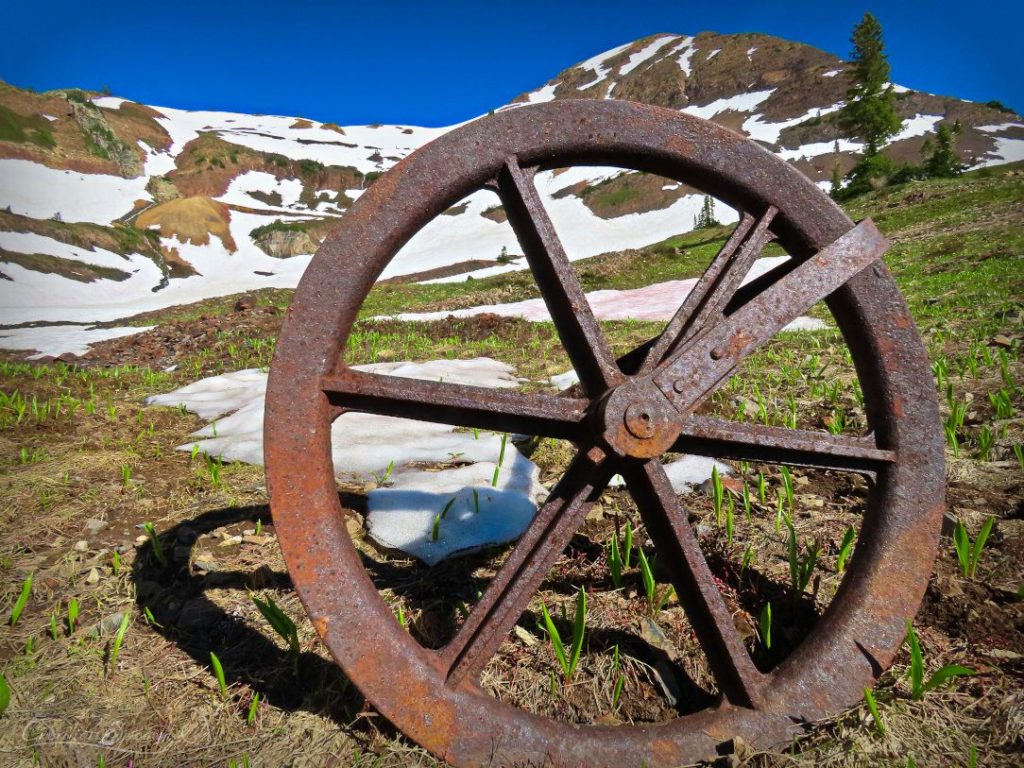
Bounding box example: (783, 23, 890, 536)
(0, 248, 131, 283)
(250, 220, 310, 239)
(0, 104, 57, 148)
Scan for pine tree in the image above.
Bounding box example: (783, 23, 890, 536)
(693, 195, 720, 229)
(839, 13, 902, 156)
(924, 121, 963, 178)
(830, 163, 844, 199)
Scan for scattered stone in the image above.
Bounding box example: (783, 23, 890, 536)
(217, 535, 243, 547)
(234, 294, 257, 312)
(89, 611, 125, 637)
(85, 518, 107, 536)
(85, 567, 100, 585)
(987, 648, 1023, 661)
(639, 617, 679, 661)
(798, 494, 825, 509)
(193, 555, 221, 573)
(73, 540, 89, 552)
(514, 626, 538, 646)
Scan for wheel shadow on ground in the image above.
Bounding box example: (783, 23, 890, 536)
(129, 502, 366, 727)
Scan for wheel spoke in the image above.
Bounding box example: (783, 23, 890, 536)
(497, 157, 623, 396)
(641, 209, 777, 373)
(623, 460, 766, 708)
(321, 369, 589, 440)
(673, 415, 895, 473)
(440, 446, 611, 687)
(652, 219, 889, 414)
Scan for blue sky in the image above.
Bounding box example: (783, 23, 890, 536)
(3, 1, 1020, 126)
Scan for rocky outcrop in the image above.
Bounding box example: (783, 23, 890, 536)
(145, 175, 180, 203)
(70, 99, 141, 177)
(252, 228, 320, 258)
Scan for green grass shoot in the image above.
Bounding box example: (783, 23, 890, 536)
(864, 687, 885, 735)
(210, 651, 228, 699)
(8, 573, 32, 626)
(142, 522, 166, 566)
(953, 516, 995, 579)
(904, 621, 975, 699)
(108, 611, 131, 673)
(539, 586, 586, 682)
(251, 593, 300, 674)
(836, 525, 856, 573)
(637, 548, 674, 614)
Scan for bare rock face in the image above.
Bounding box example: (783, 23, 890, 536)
(70, 99, 141, 178)
(253, 228, 320, 258)
(145, 175, 180, 203)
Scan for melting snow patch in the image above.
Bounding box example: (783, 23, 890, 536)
(0, 323, 152, 358)
(743, 103, 843, 147)
(398, 256, 826, 332)
(0, 159, 150, 224)
(527, 83, 559, 104)
(891, 114, 943, 142)
(92, 96, 127, 109)
(147, 358, 546, 564)
(706, 49, 721, 61)
(821, 70, 841, 78)
(973, 123, 1024, 167)
(683, 90, 775, 121)
(620, 35, 678, 76)
(366, 456, 547, 565)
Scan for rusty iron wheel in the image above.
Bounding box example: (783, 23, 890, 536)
(265, 101, 944, 767)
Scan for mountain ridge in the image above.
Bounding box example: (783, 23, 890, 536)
(1, 30, 1022, 356)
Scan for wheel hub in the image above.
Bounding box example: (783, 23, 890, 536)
(597, 378, 682, 458)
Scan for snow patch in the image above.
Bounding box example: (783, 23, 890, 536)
(890, 114, 943, 143)
(619, 35, 678, 76)
(92, 96, 127, 109)
(394, 256, 827, 332)
(147, 358, 546, 564)
(683, 90, 775, 121)
(743, 103, 843, 146)
(0, 158, 150, 224)
(0, 323, 152, 359)
(366, 457, 547, 565)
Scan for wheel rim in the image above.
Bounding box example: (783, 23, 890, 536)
(265, 100, 944, 767)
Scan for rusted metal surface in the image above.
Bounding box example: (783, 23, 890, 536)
(264, 100, 944, 767)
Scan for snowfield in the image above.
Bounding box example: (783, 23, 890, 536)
(1, 36, 1022, 357)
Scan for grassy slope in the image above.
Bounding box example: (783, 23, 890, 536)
(0, 166, 1021, 767)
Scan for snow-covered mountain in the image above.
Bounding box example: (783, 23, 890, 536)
(1, 32, 1021, 356)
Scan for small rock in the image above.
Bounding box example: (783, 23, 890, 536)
(135, 535, 148, 545)
(85, 518, 107, 536)
(217, 535, 243, 547)
(85, 567, 100, 585)
(234, 294, 257, 312)
(242, 535, 273, 546)
(794, 475, 809, 487)
(639, 617, 679, 661)
(89, 611, 124, 637)
(798, 494, 825, 509)
(193, 555, 221, 573)
(987, 648, 1023, 661)
(514, 626, 538, 646)
(73, 540, 89, 552)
